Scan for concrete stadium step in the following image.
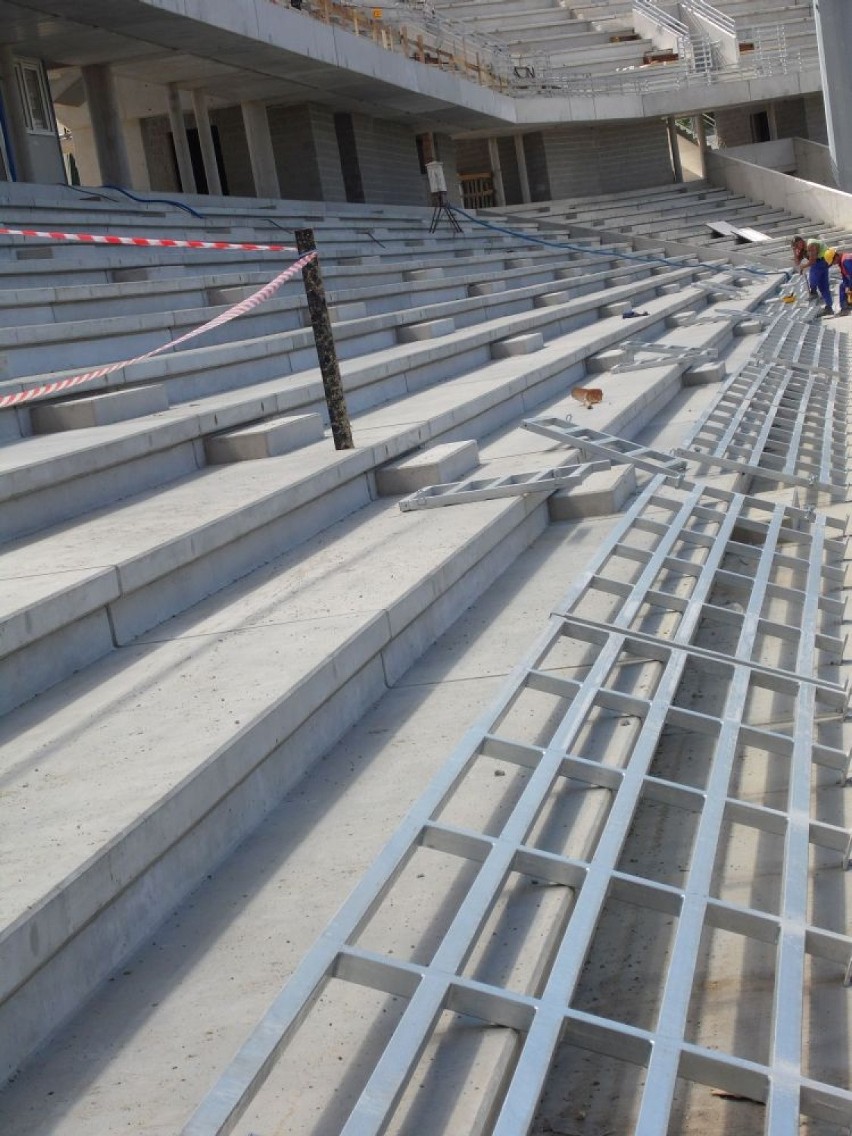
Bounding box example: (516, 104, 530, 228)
(0, 247, 657, 383)
(0, 276, 767, 1086)
(0, 251, 688, 430)
(0, 474, 549, 1087)
(0, 267, 754, 711)
(0, 241, 615, 337)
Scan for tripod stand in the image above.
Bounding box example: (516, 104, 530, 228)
(429, 190, 463, 234)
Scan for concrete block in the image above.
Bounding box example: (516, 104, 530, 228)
(693, 269, 715, 280)
(375, 440, 479, 495)
(30, 384, 169, 433)
(16, 247, 53, 260)
(490, 332, 545, 359)
(301, 301, 367, 327)
(657, 283, 681, 295)
(599, 300, 632, 317)
(665, 310, 696, 328)
(403, 268, 443, 281)
(587, 348, 627, 374)
(204, 413, 324, 463)
(533, 292, 568, 308)
(111, 267, 152, 282)
(506, 257, 535, 268)
(555, 268, 579, 280)
(548, 464, 636, 521)
(207, 284, 253, 305)
(328, 301, 367, 323)
(468, 281, 506, 297)
(732, 318, 762, 336)
(683, 360, 726, 386)
(397, 318, 454, 343)
(704, 289, 730, 302)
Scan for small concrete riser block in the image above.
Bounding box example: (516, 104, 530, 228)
(204, 413, 324, 463)
(599, 300, 632, 317)
(397, 317, 454, 343)
(732, 319, 762, 336)
(548, 464, 637, 521)
(683, 361, 726, 386)
(30, 384, 169, 434)
(468, 281, 506, 297)
(665, 310, 695, 328)
(587, 348, 627, 374)
(491, 333, 544, 359)
(302, 301, 367, 327)
(375, 440, 479, 495)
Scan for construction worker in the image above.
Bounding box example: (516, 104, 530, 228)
(835, 249, 852, 315)
(791, 235, 835, 315)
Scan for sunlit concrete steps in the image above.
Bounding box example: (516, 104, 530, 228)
(0, 248, 686, 433)
(0, 241, 626, 342)
(0, 263, 776, 1085)
(0, 252, 676, 542)
(0, 266, 773, 724)
(0, 471, 550, 1087)
(0, 247, 659, 385)
(0, 261, 703, 538)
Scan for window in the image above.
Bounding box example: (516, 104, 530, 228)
(15, 61, 54, 134)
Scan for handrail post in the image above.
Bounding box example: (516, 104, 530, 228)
(295, 229, 354, 450)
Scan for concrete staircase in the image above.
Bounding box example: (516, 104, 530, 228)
(0, 179, 785, 1126)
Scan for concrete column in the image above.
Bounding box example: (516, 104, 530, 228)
(814, 0, 852, 190)
(0, 46, 36, 182)
(191, 91, 222, 196)
(667, 116, 683, 183)
(694, 112, 708, 180)
(167, 84, 197, 194)
(487, 137, 506, 207)
(241, 101, 280, 199)
(514, 133, 531, 204)
(80, 63, 133, 186)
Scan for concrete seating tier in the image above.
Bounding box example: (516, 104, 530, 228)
(0, 185, 780, 1096)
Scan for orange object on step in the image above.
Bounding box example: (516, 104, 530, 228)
(571, 387, 603, 409)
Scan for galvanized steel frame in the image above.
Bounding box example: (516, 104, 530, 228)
(183, 476, 852, 1136)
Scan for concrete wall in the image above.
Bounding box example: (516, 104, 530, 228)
(210, 106, 254, 197)
(804, 92, 828, 144)
(140, 115, 179, 191)
(705, 148, 852, 229)
(26, 131, 65, 184)
(267, 104, 346, 202)
(524, 132, 550, 202)
(715, 96, 826, 150)
(350, 114, 425, 205)
(793, 137, 836, 188)
(538, 120, 671, 199)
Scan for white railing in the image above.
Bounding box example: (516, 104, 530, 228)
(680, 0, 735, 37)
(278, 0, 814, 103)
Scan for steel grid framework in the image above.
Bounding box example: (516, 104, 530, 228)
(183, 477, 852, 1136)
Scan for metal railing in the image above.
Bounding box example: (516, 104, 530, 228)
(680, 0, 736, 37)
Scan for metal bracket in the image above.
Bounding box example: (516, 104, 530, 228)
(398, 459, 610, 511)
(611, 340, 718, 372)
(524, 416, 688, 478)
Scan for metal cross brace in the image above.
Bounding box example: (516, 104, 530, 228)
(397, 459, 610, 511)
(524, 416, 688, 477)
(690, 306, 770, 328)
(611, 340, 717, 372)
(694, 279, 747, 298)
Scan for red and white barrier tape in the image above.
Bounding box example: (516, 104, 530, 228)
(0, 225, 297, 253)
(0, 251, 317, 410)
